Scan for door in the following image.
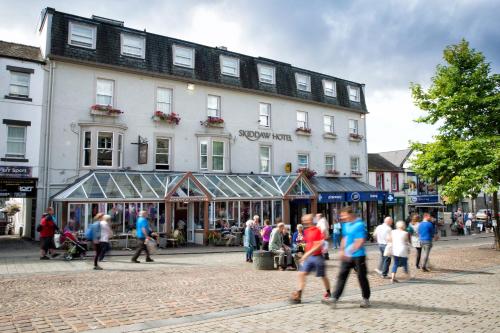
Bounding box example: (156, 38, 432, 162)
(187, 203, 194, 242)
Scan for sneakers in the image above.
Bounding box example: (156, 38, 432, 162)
(374, 268, 382, 275)
(360, 298, 371, 308)
(321, 292, 332, 305)
(289, 291, 302, 304)
(146, 258, 154, 262)
(422, 267, 430, 272)
(131, 259, 140, 263)
(93, 266, 103, 270)
(40, 256, 50, 260)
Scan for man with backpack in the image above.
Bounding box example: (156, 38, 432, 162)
(86, 213, 103, 270)
(38, 208, 60, 260)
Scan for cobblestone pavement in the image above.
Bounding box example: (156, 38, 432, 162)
(0, 237, 498, 333)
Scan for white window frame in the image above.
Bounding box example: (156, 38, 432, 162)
(259, 145, 272, 174)
(120, 33, 146, 59)
(297, 111, 309, 129)
(155, 137, 171, 170)
(348, 85, 361, 102)
(117, 134, 123, 168)
(200, 141, 208, 170)
(212, 141, 225, 172)
(173, 44, 195, 69)
(96, 78, 114, 107)
(257, 64, 275, 84)
(322, 79, 336, 97)
(96, 131, 114, 168)
(68, 22, 97, 49)
(259, 103, 271, 128)
(350, 156, 360, 173)
(83, 131, 92, 167)
(323, 115, 334, 134)
(349, 119, 359, 135)
(295, 73, 311, 92)
(156, 87, 173, 114)
(6, 125, 26, 157)
(325, 155, 335, 172)
(220, 55, 240, 77)
(207, 95, 221, 118)
(9, 71, 30, 97)
(297, 153, 309, 169)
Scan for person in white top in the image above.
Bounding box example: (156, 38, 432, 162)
(98, 215, 114, 262)
(315, 213, 330, 260)
(373, 217, 393, 277)
(387, 221, 411, 283)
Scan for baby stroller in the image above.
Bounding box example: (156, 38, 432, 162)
(60, 231, 87, 260)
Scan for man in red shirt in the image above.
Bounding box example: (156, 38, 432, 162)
(290, 214, 331, 304)
(38, 208, 59, 260)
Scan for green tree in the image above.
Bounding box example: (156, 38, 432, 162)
(410, 39, 500, 249)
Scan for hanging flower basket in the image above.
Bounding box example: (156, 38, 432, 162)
(90, 105, 123, 116)
(296, 127, 312, 135)
(297, 167, 317, 179)
(201, 116, 225, 128)
(349, 133, 363, 141)
(152, 111, 181, 125)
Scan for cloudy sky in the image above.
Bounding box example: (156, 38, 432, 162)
(1, 0, 498, 152)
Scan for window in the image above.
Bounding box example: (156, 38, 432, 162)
(258, 64, 275, 84)
(96, 79, 114, 106)
(348, 85, 360, 102)
(295, 73, 311, 92)
(207, 95, 221, 118)
(349, 119, 358, 135)
(259, 103, 271, 128)
(212, 141, 225, 171)
(173, 45, 194, 68)
(322, 79, 336, 97)
(297, 111, 309, 129)
(83, 131, 92, 166)
(200, 141, 208, 170)
(376, 172, 384, 190)
(220, 55, 239, 77)
(325, 155, 335, 172)
(156, 88, 172, 113)
(97, 132, 113, 167)
(121, 33, 145, 58)
(9, 72, 30, 97)
(298, 154, 309, 169)
(350, 157, 360, 173)
(323, 115, 334, 134)
(155, 138, 170, 170)
(391, 173, 399, 191)
(260, 146, 271, 174)
(6, 126, 26, 157)
(68, 22, 96, 49)
(117, 134, 123, 168)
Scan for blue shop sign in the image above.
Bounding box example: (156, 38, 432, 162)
(318, 193, 345, 203)
(346, 191, 386, 202)
(415, 195, 440, 203)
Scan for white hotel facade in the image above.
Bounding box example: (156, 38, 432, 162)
(35, 8, 382, 243)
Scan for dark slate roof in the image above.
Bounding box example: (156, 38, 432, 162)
(0, 40, 44, 63)
(45, 8, 367, 113)
(311, 177, 380, 192)
(378, 149, 412, 168)
(368, 154, 403, 172)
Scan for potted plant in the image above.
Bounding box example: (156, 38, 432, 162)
(296, 167, 317, 179)
(207, 230, 221, 245)
(90, 104, 123, 116)
(152, 111, 181, 125)
(201, 116, 225, 128)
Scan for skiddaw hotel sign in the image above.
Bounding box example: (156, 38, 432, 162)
(238, 130, 293, 142)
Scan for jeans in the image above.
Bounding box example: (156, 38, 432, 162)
(271, 248, 293, 268)
(245, 246, 254, 261)
(391, 256, 408, 273)
(131, 238, 151, 261)
(415, 247, 422, 268)
(333, 256, 371, 300)
(378, 244, 391, 276)
(421, 241, 433, 269)
(332, 233, 341, 248)
(93, 243, 101, 267)
(98, 242, 109, 261)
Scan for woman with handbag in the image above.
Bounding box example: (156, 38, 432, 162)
(387, 221, 411, 283)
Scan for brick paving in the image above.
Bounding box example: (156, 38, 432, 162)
(0, 237, 498, 332)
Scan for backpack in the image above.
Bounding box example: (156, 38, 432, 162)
(85, 222, 101, 241)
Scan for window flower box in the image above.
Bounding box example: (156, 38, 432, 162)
(90, 105, 123, 116)
(296, 167, 316, 179)
(296, 127, 312, 136)
(152, 111, 181, 125)
(325, 170, 340, 177)
(349, 133, 363, 141)
(323, 132, 337, 140)
(201, 116, 225, 128)
(351, 171, 363, 177)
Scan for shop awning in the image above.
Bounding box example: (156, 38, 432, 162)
(311, 177, 386, 203)
(51, 171, 315, 202)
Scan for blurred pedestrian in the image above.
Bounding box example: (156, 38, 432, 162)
(289, 214, 331, 304)
(330, 206, 371, 308)
(315, 213, 330, 260)
(131, 210, 155, 263)
(332, 221, 341, 249)
(252, 215, 262, 250)
(260, 219, 273, 251)
(87, 212, 103, 270)
(387, 221, 411, 283)
(373, 217, 393, 278)
(38, 209, 60, 260)
(418, 212, 438, 272)
(465, 217, 472, 236)
(283, 225, 292, 247)
(244, 220, 256, 262)
(407, 214, 422, 269)
(292, 224, 306, 253)
(98, 215, 113, 262)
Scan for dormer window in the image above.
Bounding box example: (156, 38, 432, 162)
(121, 33, 145, 58)
(220, 55, 239, 77)
(258, 64, 275, 84)
(173, 45, 195, 69)
(68, 22, 96, 49)
(322, 79, 336, 97)
(295, 73, 311, 92)
(348, 85, 360, 102)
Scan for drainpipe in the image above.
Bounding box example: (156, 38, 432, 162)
(42, 61, 55, 212)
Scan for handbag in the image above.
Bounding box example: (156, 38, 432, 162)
(145, 238, 157, 254)
(383, 243, 392, 257)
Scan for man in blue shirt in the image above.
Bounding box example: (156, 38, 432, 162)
(329, 206, 371, 308)
(418, 212, 437, 272)
(131, 210, 155, 263)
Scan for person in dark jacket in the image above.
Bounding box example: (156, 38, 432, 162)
(38, 208, 60, 260)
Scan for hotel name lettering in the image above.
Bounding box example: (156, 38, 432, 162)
(238, 130, 292, 142)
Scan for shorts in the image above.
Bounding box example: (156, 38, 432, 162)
(40, 237, 56, 252)
(300, 255, 325, 277)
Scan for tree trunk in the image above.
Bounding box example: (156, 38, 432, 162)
(493, 191, 500, 251)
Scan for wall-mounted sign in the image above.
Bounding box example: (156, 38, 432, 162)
(0, 178, 37, 198)
(0, 166, 32, 178)
(238, 130, 292, 142)
(138, 143, 148, 164)
(285, 162, 292, 173)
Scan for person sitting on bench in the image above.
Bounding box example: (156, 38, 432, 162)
(269, 223, 295, 271)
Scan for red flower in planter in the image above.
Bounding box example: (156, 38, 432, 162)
(153, 111, 181, 125)
(206, 116, 224, 124)
(349, 133, 363, 140)
(296, 167, 317, 179)
(91, 104, 123, 114)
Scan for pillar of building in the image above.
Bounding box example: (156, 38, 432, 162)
(165, 201, 171, 234)
(203, 201, 209, 245)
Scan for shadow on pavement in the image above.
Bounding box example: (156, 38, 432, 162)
(111, 260, 198, 267)
(404, 278, 474, 285)
(341, 300, 468, 315)
(430, 268, 495, 275)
